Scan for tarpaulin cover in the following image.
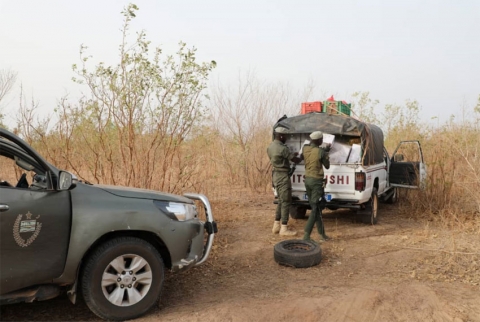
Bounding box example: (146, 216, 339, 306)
(274, 113, 384, 166)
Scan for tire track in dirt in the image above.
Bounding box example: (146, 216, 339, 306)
(2, 193, 479, 321)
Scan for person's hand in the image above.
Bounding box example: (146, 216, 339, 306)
(288, 165, 296, 177)
(324, 144, 331, 152)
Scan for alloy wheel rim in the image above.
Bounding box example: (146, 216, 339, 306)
(101, 254, 153, 306)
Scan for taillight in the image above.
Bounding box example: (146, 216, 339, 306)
(355, 172, 365, 191)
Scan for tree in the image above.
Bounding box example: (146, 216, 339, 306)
(46, 3, 216, 193)
(0, 68, 18, 126)
(350, 91, 379, 123)
(210, 71, 299, 191)
(474, 94, 480, 129)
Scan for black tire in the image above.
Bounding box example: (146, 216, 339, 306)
(274, 239, 322, 268)
(385, 187, 398, 204)
(290, 206, 307, 220)
(361, 188, 378, 225)
(81, 237, 164, 321)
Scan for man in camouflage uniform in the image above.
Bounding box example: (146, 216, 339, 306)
(267, 127, 301, 236)
(302, 131, 331, 241)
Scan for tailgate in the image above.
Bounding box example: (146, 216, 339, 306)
(324, 165, 356, 195)
(290, 164, 356, 199)
(286, 133, 358, 199)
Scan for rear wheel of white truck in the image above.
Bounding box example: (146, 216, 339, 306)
(81, 237, 164, 321)
(290, 206, 307, 220)
(361, 188, 378, 225)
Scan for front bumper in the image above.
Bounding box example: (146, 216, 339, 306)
(177, 193, 217, 268)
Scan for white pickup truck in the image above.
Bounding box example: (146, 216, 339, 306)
(273, 113, 427, 224)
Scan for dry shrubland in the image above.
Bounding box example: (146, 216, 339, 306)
(399, 121, 480, 232)
(6, 88, 480, 233)
(1, 5, 479, 232)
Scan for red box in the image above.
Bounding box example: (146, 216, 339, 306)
(301, 101, 323, 114)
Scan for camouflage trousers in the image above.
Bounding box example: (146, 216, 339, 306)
(273, 171, 291, 225)
(304, 177, 326, 239)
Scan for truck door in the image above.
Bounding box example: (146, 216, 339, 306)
(0, 151, 71, 295)
(389, 140, 427, 189)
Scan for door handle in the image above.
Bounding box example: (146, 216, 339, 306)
(0, 204, 9, 212)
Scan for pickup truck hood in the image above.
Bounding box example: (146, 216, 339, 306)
(96, 184, 193, 203)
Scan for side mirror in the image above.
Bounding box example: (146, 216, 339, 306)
(58, 171, 76, 190)
(393, 154, 404, 162)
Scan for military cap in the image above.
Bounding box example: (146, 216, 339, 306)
(274, 127, 289, 134)
(310, 131, 323, 140)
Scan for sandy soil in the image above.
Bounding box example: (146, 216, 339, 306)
(2, 192, 479, 322)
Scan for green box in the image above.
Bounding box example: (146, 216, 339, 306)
(323, 101, 351, 116)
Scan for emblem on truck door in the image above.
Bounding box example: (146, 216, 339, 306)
(12, 211, 42, 247)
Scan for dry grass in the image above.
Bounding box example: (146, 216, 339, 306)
(5, 87, 480, 234)
(395, 226, 480, 285)
(390, 123, 480, 232)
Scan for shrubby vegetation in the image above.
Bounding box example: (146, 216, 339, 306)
(13, 4, 216, 194)
(1, 4, 479, 230)
(351, 92, 480, 230)
(0, 69, 17, 127)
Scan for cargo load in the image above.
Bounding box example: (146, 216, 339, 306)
(275, 112, 384, 166)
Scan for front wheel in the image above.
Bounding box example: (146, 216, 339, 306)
(81, 237, 164, 321)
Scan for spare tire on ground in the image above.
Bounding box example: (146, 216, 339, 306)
(273, 239, 322, 268)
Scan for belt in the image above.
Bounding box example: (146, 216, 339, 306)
(273, 168, 289, 173)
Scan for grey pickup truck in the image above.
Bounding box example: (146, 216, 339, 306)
(0, 127, 217, 320)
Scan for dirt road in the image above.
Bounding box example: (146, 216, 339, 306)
(2, 192, 479, 321)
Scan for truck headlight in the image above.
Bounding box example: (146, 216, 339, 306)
(154, 201, 197, 221)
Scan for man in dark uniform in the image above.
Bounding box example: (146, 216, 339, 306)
(267, 127, 301, 236)
(302, 131, 331, 241)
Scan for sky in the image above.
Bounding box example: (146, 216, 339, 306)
(1, 0, 479, 127)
